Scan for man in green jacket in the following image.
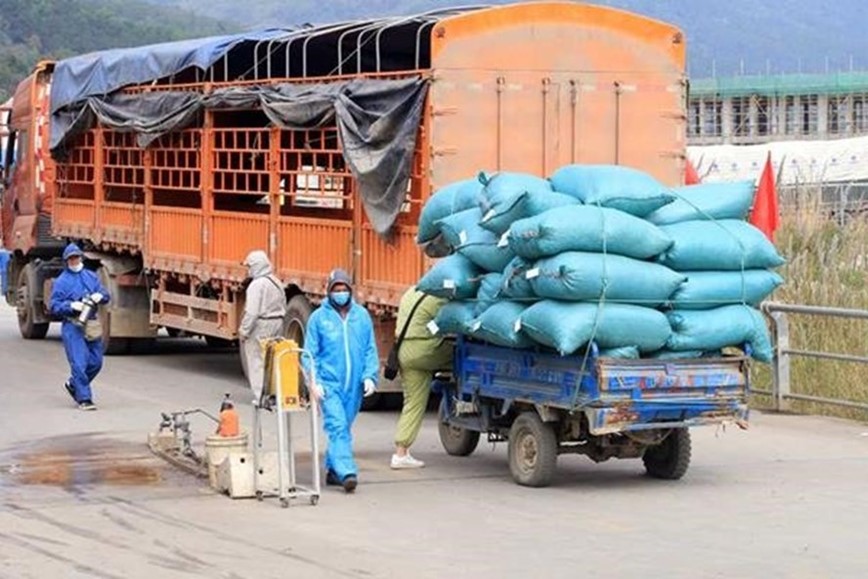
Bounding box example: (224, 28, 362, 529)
(391, 287, 452, 469)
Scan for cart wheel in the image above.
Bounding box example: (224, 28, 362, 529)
(256, 491, 264, 502)
(280, 497, 290, 508)
(643, 428, 691, 480)
(507, 412, 558, 488)
(310, 495, 319, 506)
(438, 420, 481, 457)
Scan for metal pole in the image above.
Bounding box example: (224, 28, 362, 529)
(287, 404, 296, 492)
(310, 392, 321, 497)
(275, 350, 290, 506)
(763, 302, 868, 320)
(770, 311, 791, 412)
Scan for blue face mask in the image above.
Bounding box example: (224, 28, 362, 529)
(330, 291, 351, 307)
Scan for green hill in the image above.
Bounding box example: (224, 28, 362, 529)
(0, 0, 234, 99)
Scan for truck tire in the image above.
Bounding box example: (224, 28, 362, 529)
(205, 335, 235, 349)
(360, 392, 384, 412)
(100, 309, 131, 356)
(438, 420, 480, 457)
(643, 428, 692, 480)
(283, 294, 313, 345)
(282, 294, 314, 398)
(16, 265, 49, 340)
(97, 267, 130, 356)
(508, 412, 558, 487)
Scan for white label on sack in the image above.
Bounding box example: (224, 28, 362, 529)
(497, 232, 510, 248)
(470, 321, 482, 332)
(426, 320, 440, 336)
(443, 279, 456, 290)
(514, 319, 522, 333)
(482, 209, 496, 223)
(525, 268, 540, 279)
(458, 230, 468, 245)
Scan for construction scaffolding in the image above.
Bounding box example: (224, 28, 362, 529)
(688, 72, 868, 145)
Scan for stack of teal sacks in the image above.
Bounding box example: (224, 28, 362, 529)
(415, 165, 783, 362)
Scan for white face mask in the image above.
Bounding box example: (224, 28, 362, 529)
(69, 263, 84, 273)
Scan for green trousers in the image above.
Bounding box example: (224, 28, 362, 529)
(394, 338, 453, 448)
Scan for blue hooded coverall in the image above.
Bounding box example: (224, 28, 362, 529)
(50, 244, 110, 403)
(303, 299, 379, 480)
(0, 249, 10, 296)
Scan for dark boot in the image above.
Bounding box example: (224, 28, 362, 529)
(326, 470, 341, 486)
(342, 475, 357, 493)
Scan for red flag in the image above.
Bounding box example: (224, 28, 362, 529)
(685, 158, 701, 185)
(750, 153, 780, 243)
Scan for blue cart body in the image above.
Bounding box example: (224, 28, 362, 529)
(443, 338, 750, 437)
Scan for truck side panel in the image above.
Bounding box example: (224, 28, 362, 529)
(430, 3, 686, 189)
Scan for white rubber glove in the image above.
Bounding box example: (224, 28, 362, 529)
(363, 378, 376, 398)
(70, 301, 84, 312)
(90, 292, 104, 304)
(308, 378, 324, 401)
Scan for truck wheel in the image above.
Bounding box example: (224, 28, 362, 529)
(508, 412, 558, 487)
(643, 428, 691, 480)
(360, 392, 384, 412)
(101, 317, 131, 356)
(205, 335, 234, 349)
(283, 294, 317, 401)
(283, 294, 313, 346)
(16, 265, 49, 340)
(438, 421, 480, 457)
(96, 267, 130, 356)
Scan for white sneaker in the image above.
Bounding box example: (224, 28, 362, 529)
(391, 453, 425, 469)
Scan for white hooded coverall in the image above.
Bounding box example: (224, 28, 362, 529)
(239, 251, 287, 400)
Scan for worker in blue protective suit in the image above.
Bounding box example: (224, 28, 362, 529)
(303, 268, 379, 493)
(0, 248, 9, 296)
(49, 243, 110, 411)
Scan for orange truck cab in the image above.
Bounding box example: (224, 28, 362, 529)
(0, 3, 688, 400)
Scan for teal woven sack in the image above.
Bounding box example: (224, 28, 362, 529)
(647, 350, 716, 360)
(417, 254, 482, 300)
(666, 305, 773, 362)
(417, 178, 485, 243)
(519, 301, 671, 355)
(478, 172, 576, 235)
(468, 301, 535, 349)
(646, 181, 755, 225)
(528, 252, 686, 306)
(475, 273, 504, 315)
(549, 164, 674, 217)
(437, 208, 515, 271)
(437, 207, 486, 250)
(507, 205, 672, 260)
(670, 270, 784, 309)
(500, 256, 536, 299)
(431, 301, 477, 336)
(599, 346, 640, 359)
(658, 220, 785, 271)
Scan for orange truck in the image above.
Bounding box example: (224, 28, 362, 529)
(0, 2, 688, 397)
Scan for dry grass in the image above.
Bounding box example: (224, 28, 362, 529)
(752, 191, 868, 420)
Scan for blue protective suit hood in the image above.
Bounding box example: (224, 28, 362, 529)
(63, 243, 84, 262)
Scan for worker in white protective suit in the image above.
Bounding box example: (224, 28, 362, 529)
(239, 250, 287, 404)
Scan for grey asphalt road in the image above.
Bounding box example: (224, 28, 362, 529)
(1, 304, 867, 579)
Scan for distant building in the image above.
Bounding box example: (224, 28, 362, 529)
(687, 72, 868, 146)
(686, 73, 868, 213)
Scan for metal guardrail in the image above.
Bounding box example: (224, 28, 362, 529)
(762, 302, 868, 412)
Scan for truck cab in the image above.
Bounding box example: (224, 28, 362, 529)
(1, 61, 65, 337)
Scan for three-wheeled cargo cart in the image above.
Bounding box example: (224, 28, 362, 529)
(438, 338, 750, 487)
